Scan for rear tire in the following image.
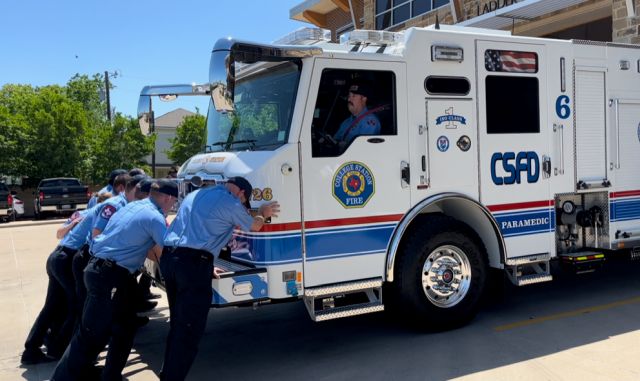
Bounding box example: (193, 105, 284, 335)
(392, 215, 488, 330)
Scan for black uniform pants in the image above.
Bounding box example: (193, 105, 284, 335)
(52, 257, 137, 381)
(159, 247, 213, 381)
(25, 245, 77, 356)
(72, 245, 91, 319)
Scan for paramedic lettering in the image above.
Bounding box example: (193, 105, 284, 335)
(485, 50, 537, 73)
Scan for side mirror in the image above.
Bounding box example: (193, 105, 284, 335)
(137, 90, 153, 136)
(211, 85, 235, 113)
(137, 84, 211, 135)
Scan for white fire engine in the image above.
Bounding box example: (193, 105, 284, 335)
(139, 25, 640, 329)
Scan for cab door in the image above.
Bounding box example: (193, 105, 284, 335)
(476, 41, 554, 259)
(298, 58, 409, 287)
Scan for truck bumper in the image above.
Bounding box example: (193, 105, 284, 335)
(41, 204, 87, 212)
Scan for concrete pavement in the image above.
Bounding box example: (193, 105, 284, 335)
(3, 222, 640, 381)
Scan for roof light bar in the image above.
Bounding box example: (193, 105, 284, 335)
(342, 30, 401, 46)
(273, 27, 331, 46)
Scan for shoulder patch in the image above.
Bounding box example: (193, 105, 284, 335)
(101, 204, 117, 219)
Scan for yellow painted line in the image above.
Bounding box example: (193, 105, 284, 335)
(494, 296, 640, 332)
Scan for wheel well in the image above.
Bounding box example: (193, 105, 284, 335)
(386, 193, 505, 282)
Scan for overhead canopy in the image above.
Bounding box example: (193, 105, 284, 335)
(290, 0, 351, 27)
(458, 0, 589, 30)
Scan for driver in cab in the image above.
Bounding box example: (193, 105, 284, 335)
(333, 82, 381, 147)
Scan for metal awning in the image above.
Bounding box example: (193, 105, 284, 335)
(458, 0, 589, 30)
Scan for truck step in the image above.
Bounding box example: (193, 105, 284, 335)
(304, 278, 383, 298)
(303, 277, 384, 322)
(314, 301, 384, 322)
(505, 253, 552, 286)
(560, 250, 605, 274)
(211, 258, 268, 306)
(215, 258, 265, 278)
(514, 273, 553, 286)
(631, 247, 640, 261)
(505, 253, 551, 266)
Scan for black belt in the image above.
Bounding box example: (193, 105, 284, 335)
(92, 257, 131, 276)
(57, 245, 79, 256)
(164, 246, 213, 260)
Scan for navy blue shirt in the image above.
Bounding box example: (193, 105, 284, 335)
(93, 198, 167, 273)
(164, 185, 254, 257)
(334, 108, 381, 143)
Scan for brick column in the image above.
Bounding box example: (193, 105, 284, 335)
(363, 0, 374, 30)
(612, 0, 640, 43)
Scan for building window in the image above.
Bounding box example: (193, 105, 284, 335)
(485, 76, 540, 134)
(376, 0, 450, 29)
(311, 69, 397, 157)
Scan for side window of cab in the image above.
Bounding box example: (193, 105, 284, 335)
(311, 69, 396, 157)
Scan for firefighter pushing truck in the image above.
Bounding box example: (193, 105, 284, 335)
(138, 25, 640, 329)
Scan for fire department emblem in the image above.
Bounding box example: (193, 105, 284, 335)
(437, 136, 450, 152)
(333, 161, 375, 208)
(101, 204, 116, 219)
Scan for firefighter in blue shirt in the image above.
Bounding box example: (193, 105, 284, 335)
(20, 195, 114, 365)
(159, 176, 279, 381)
(71, 174, 140, 321)
(333, 82, 381, 146)
(87, 169, 127, 209)
(51, 179, 177, 381)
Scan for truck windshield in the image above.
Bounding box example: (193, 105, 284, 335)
(206, 61, 300, 152)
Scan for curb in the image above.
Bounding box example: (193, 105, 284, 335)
(0, 218, 66, 229)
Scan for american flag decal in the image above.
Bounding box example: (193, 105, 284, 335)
(485, 50, 537, 73)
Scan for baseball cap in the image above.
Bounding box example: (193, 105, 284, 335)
(348, 82, 372, 99)
(108, 169, 128, 186)
(137, 178, 155, 194)
(155, 179, 178, 198)
(128, 174, 147, 188)
(227, 177, 252, 209)
(128, 168, 146, 177)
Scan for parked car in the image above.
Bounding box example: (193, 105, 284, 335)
(0, 183, 10, 222)
(33, 178, 90, 219)
(0, 184, 23, 222)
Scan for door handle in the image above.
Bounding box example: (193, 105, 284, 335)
(401, 161, 410, 188)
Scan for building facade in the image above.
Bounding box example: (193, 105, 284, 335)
(290, 0, 640, 44)
(145, 108, 195, 177)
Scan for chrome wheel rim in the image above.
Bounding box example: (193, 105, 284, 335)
(421, 245, 471, 308)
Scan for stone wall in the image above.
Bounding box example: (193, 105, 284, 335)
(612, 0, 640, 43)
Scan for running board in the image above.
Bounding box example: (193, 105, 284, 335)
(303, 278, 383, 322)
(505, 253, 553, 286)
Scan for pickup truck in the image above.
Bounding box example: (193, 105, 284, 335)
(34, 178, 90, 218)
(0, 183, 10, 221)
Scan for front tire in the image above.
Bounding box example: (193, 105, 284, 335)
(392, 215, 488, 330)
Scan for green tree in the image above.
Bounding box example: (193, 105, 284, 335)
(0, 83, 88, 179)
(0, 106, 31, 176)
(66, 73, 108, 123)
(82, 113, 155, 183)
(166, 113, 206, 165)
(27, 86, 89, 178)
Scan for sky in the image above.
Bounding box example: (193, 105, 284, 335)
(0, 0, 309, 118)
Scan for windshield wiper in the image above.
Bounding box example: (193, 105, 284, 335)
(228, 139, 257, 150)
(205, 141, 228, 152)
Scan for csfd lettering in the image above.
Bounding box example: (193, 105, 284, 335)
(491, 151, 540, 185)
